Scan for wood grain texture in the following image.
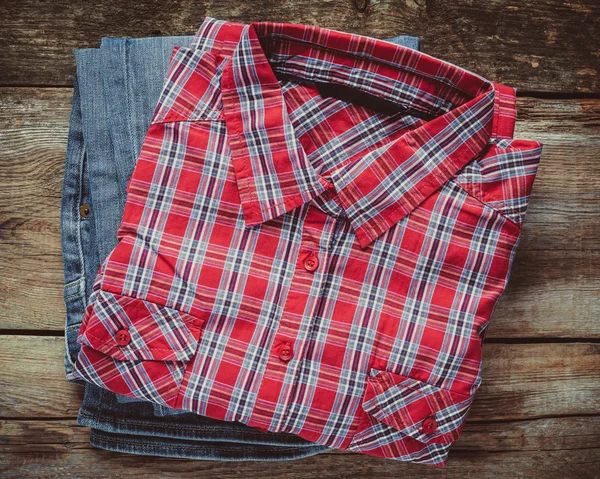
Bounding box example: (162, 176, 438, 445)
(0, 1, 598, 92)
(0, 89, 598, 337)
(0, 336, 83, 418)
(0, 88, 69, 332)
(0, 3, 598, 477)
(1, 336, 598, 420)
(1, 417, 599, 478)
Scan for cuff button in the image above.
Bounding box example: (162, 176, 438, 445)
(422, 416, 438, 434)
(115, 329, 131, 346)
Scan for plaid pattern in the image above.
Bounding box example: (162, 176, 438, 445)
(73, 17, 543, 466)
(78, 289, 203, 362)
(353, 369, 474, 457)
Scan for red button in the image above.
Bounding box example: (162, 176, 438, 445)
(279, 343, 293, 362)
(115, 329, 131, 346)
(304, 253, 319, 272)
(422, 416, 438, 434)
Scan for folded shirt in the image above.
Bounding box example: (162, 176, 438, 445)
(62, 31, 420, 460)
(71, 17, 542, 466)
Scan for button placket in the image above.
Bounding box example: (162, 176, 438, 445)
(282, 210, 345, 420)
(253, 205, 337, 429)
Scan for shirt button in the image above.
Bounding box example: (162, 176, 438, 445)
(422, 416, 438, 434)
(115, 329, 131, 346)
(303, 253, 319, 272)
(279, 343, 293, 362)
(80, 204, 91, 218)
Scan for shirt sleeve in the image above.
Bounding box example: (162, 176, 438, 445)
(453, 138, 543, 226)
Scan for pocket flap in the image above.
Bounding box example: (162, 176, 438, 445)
(78, 290, 204, 362)
(362, 369, 474, 444)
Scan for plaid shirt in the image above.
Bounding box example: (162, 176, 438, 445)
(73, 17, 543, 465)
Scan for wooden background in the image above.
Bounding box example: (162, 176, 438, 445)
(0, 1, 599, 477)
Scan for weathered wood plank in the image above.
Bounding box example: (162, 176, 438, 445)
(0, 89, 599, 335)
(490, 250, 599, 339)
(3, 448, 599, 479)
(1, 5, 598, 478)
(0, 417, 599, 478)
(0, 336, 83, 418)
(0, 88, 69, 332)
(1, 336, 598, 420)
(0, 1, 598, 92)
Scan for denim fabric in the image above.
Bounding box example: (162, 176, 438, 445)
(386, 35, 419, 50)
(81, 386, 323, 460)
(61, 33, 419, 460)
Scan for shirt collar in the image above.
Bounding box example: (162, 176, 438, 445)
(213, 18, 516, 247)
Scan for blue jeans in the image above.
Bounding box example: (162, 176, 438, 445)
(61, 33, 419, 460)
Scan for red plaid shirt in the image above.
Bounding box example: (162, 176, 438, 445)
(73, 17, 543, 465)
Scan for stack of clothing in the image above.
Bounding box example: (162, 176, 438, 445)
(61, 17, 542, 466)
